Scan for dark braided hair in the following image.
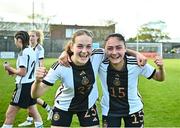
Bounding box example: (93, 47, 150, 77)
(15, 31, 29, 49)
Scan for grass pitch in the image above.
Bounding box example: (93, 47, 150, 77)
(0, 58, 180, 127)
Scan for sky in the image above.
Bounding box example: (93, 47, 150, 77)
(0, 0, 180, 41)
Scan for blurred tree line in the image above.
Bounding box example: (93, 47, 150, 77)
(127, 20, 170, 43)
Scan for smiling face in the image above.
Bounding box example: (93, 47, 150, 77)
(104, 34, 126, 66)
(70, 34, 92, 66)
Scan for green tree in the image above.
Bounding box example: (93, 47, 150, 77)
(128, 21, 170, 42)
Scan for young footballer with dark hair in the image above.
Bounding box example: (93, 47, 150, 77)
(99, 33, 165, 127)
(1, 31, 43, 128)
(18, 30, 52, 127)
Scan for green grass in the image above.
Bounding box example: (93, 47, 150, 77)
(0, 58, 180, 127)
(139, 59, 180, 126)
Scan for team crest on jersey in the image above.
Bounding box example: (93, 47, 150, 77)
(53, 112, 60, 121)
(81, 76, 89, 85)
(113, 77, 120, 86)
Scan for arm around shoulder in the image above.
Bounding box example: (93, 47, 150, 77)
(126, 49, 147, 66)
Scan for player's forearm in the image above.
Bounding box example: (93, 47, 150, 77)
(31, 80, 50, 98)
(7, 67, 26, 76)
(126, 49, 147, 66)
(126, 49, 138, 57)
(31, 80, 43, 98)
(154, 66, 165, 81)
(6, 66, 16, 75)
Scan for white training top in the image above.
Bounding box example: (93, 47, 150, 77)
(15, 47, 36, 84)
(33, 44, 44, 68)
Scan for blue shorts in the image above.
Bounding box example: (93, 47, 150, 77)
(103, 109, 144, 127)
(51, 104, 99, 127)
(10, 82, 37, 108)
